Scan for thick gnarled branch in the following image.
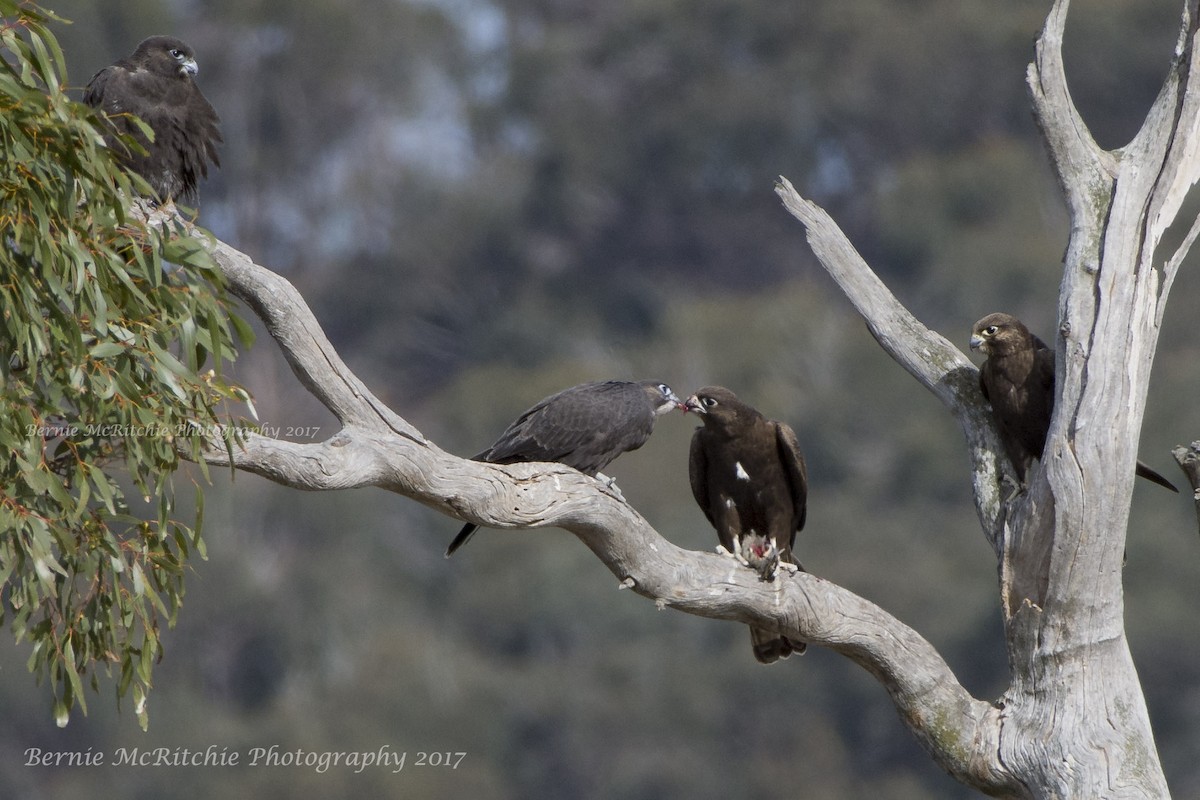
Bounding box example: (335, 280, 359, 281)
(181, 228, 1018, 797)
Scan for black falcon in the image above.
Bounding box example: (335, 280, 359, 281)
(970, 313, 1176, 491)
(685, 386, 808, 664)
(84, 36, 222, 203)
(445, 380, 682, 556)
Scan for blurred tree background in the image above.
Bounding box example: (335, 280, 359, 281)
(4, 0, 1200, 797)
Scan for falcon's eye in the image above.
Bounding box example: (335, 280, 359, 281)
(985, 325, 998, 336)
(170, 49, 184, 59)
(702, 397, 718, 408)
(657, 383, 671, 396)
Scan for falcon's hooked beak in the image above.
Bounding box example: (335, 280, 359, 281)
(969, 333, 986, 353)
(180, 58, 199, 77)
(683, 395, 705, 415)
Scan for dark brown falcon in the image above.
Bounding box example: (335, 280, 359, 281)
(685, 386, 808, 664)
(970, 312, 1177, 491)
(84, 36, 222, 203)
(445, 380, 683, 556)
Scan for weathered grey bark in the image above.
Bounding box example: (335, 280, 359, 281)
(169, 0, 1200, 796)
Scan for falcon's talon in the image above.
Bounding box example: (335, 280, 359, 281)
(730, 535, 752, 566)
(597, 471, 626, 501)
(1000, 475, 1024, 503)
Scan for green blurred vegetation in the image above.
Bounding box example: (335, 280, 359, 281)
(3, 0, 1200, 798)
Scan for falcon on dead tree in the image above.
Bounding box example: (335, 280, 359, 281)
(445, 380, 683, 556)
(970, 312, 1176, 492)
(685, 386, 808, 664)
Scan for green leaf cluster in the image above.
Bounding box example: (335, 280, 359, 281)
(0, 1, 248, 729)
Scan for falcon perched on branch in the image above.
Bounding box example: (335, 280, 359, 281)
(445, 380, 683, 556)
(685, 386, 808, 664)
(84, 36, 222, 203)
(970, 312, 1177, 492)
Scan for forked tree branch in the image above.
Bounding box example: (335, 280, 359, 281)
(180, 229, 1019, 797)
(1026, 0, 1115, 222)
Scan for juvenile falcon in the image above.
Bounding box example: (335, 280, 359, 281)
(685, 386, 808, 664)
(445, 380, 683, 556)
(970, 312, 1176, 491)
(84, 36, 222, 203)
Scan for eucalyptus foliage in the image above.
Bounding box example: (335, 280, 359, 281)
(0, 1, 249, 728)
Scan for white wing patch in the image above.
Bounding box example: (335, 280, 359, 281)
(735, 461, 751, 481)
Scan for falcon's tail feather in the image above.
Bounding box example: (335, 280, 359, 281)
(1136, 460, 1179, 493)
(750, 627, 807, 664)
(445, 523, 479, 558)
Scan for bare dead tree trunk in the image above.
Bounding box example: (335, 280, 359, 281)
(166, 0, 1200, 796)
(784, 0, 1200, 794)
